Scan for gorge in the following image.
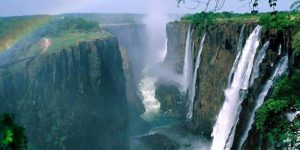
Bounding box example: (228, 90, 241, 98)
(0, 7, 300, 150)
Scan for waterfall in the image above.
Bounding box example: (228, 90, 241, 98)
(278, 44, 282, 56)
(181, 25, 194, 93)
(211, 26, 261, 150)
(160, 39, 168, 62)
(227, 25, 245, 88)
(187, 34, 206, 120)
(238, 56, 289, 149)
(249, 41, 270, 86)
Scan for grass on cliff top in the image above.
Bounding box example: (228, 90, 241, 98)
(181, 12, 260, 24)
(181, 11, 300, 30)
(27, 31, 111, 55)
(0, 15, 50, 52)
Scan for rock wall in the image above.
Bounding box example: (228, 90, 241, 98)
(103, 24, 146, 113)
(164, 22, 189, 74)
(103, 24, 147, 79)
(0, 37, 129, 150)
(160, 22, 251, 134)
(161, 21, 294, 143)
(103, 24, 151, 136)
(235, 29, 294, 150)
(191, 24, 248, 136)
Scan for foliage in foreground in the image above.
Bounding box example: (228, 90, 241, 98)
(293, 31, 300, 56)
(256, 70, 300, 147)
(0, 114, 27, 149)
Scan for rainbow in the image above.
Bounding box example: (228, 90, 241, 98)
(0, 0, 101, 52)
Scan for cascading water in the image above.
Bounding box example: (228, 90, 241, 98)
(186, 34, 206, 120)
(249, 41, 270, 86)
(211, 26, 261, 150)
(160, 40, 168, 63)
(278, 44, 282, 56)
(181, 25, 194, 93)
(227, 25, 245, 88)
(140, 75, 161, 121)
(139, 0, 170, 120)
(238, 56, 289, 149)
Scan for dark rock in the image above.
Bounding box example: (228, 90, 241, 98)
(0, 37, 129, 150)
(155, 84, 186, 119)
(164, 22, 189, 74)
(191, 24, 246, 136)
(104, 24, 150, 136)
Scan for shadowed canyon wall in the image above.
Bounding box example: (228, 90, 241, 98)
(0, 37, 129, 150)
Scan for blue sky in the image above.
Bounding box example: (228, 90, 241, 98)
(0, 0, 294, 16)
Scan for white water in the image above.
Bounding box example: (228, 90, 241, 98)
(211, 26, 261, 150)
(140, 74, 161, 121)
(278, 44, 282, 56)
(250, 41, 270, 86)
(181, 25, 194, 93)
(139, 0, 171, 120)
(139, 45, 167, 120)
(227, 25, 245, 88)
(160, 40, 168, 63)
(187, 34, 206, 120)
(286, 111, 300, 122)
(238, 56, 289, 149)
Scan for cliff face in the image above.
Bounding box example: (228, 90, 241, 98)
(191, 24, 248, 136)
(103, 24, 150, 135)
(164, 22, 189, 74)
(235, 29, 293, 150)
(103, 24, 147, 79)
(161, 21, 293, 142)
(159, 22, 250, 132)
(0, 37, 129, 150)
(103, 24, 146, 114)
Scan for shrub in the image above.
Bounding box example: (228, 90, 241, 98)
(0, 114, 27, 149)
(256, 70, 300, 145)
(292, 31, 300, 56)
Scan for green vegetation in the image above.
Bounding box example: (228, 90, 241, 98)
(26, 32, 110, 55)
(0, 114, 27, 149)
(0, 15, 50, 51)
(293, 31, 300, 56)
(256, 70, 300, 147)
(181, 12, 300, 32)
(33, 17, 108, 54)
(48, 32, 110, 53)
(62, 13, 144, 24)
(181, 12, 259, 25)
(10, 17, 109, 57)
(259, 12, 300, 31)
(39, 17, 100, 37)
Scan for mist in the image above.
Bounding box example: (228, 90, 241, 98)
(143, 0, 169, 67)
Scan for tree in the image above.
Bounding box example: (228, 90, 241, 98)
(293, 31, 300, 56)
(176, 0, 277, 13)
(0, 114, 27, 150)
(177, 0, 228, 11)
(291, 0, 300, 11)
